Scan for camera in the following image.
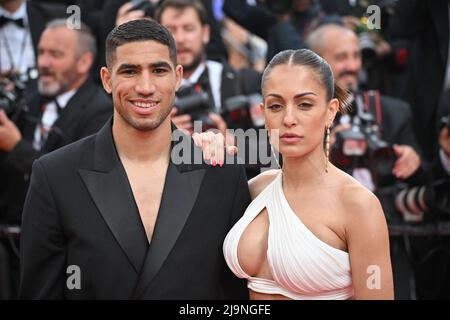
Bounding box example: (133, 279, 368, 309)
(174, 84, 217, 131)
(175, 84, 265, 131)
(331, 93, 396, 187)
(0, 72, 29, 122)
(128, 0, 160, 18)
(223, 94, 264, 128)
(376, 179, 450, 223)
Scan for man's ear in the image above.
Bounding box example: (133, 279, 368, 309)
(100, 67, 112, 94)
(175, 64, 183, 92)
(202, 24, 210, 45)
(76, 52, 93, 74)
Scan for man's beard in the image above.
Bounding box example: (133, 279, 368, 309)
(37, 79, 63, 98)
(182, 51, 204, 74)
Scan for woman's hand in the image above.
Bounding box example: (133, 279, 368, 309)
(192, 130, 237, 166)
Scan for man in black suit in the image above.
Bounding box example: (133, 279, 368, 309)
(19, 19, 249, 299)
(306, 23, 424, 300)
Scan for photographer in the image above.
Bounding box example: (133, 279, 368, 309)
(156, 0, 262, 136)
(306, 23, 425, 299)
(0, 20, 112, 224)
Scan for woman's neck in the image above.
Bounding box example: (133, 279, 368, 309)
(281, 146, 329, 191)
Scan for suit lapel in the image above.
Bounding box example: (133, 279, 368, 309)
(78, 120, 148, 273)
(132, 127, 206, 298)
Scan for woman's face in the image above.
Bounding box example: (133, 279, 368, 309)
(262, 64, 338, 159)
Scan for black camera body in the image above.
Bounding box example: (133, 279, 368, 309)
(175, 84, 264, 131)
(376, 179, 450, 224)
(332, 95, 396, 188)
(0, 73, 28, 122)
(175, 84, 216, 131)
(223, 93, 264, 128)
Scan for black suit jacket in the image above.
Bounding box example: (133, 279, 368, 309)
(19, 119, 250, 299)
(0, 80, 112, 223)
(378, 95, 421, 152)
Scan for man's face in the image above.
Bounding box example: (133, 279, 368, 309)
(101, 40, 182, 132)
(318, 29, 362, 91)
(159, 7, 210, 74)
(37, 27, 83, 97)
(0, 0, 23, 8)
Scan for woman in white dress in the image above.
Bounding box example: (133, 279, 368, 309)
(195, 49, 394, 300)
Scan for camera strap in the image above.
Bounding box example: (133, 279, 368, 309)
(363, 90, 382, 125)
(0, 25, 30, 74)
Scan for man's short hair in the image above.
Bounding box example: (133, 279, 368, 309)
(105, 19, 177, 68)
(45, 19, 97, 59)
(155, 0, 209, 26)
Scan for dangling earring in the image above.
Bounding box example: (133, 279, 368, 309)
(325, 126, 330, 173)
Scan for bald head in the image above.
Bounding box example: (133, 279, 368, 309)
(306, 24, 358, 56)
(305, 24, 361, 91)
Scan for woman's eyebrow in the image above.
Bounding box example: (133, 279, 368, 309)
(266, 92, 317, 99)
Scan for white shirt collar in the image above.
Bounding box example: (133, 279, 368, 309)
(0, 1, 28, 23)
(183, 62, 206, 85)
(55, 89, 77, 109)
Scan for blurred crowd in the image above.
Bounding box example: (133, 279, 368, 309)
(1, 0, 450, 300)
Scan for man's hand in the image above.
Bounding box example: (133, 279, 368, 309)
(116, 2, 146, 26)
(170, 107, 193, 135)
(392, 144, 421, 179)
(439, 127, 450, 158)
(0, 109, 21, 152)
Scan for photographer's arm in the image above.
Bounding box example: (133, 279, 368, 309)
(222, 0, 276, 40)
(0, 109, 40, 174)
(390, 102, 426, 183)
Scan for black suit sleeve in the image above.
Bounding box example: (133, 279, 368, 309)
(3, 140, 43, 175)
(391, 101, 421, 153)
(220, 165, 250, 300)
(19, 159, 66, 299)
(388, 100, 427, 185)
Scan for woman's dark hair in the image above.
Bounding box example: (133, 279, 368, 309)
(261, 49, 350, 113)
(105, 19, 177, 68)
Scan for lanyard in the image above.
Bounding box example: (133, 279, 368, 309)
(0, 23, 30, 74)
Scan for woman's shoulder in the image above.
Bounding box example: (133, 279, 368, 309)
(248, 169, 281, 199)
(334, 169, 386, 228)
